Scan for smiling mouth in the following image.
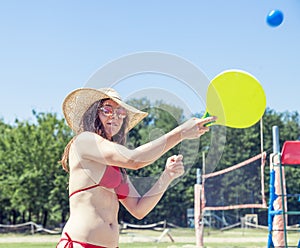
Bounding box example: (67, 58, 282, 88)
(107, 122, 119, 127)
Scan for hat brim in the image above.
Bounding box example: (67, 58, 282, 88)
(62, 88, 148, 133)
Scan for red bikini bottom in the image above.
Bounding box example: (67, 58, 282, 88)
(56, 233, 118, 248)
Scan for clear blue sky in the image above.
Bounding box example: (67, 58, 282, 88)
(1, 0, 299, 124)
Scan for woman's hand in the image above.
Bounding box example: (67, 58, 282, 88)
(180, 116, 217, 140)
(164, 154, 185, 180)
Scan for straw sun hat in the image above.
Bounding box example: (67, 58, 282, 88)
(62, 87, 148, 134)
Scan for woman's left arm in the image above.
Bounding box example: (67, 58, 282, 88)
(120, 155, 184, 220)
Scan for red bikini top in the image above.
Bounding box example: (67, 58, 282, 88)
(69, 166, 129, 200)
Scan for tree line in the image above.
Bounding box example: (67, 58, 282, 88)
(0, 99, 299, 228)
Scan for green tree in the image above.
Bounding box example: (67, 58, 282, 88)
(0, 119, 16, 223)
(0, 112, 73, 227)
(1, 103, 300, 228)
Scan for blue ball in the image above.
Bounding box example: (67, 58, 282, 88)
(266, 9, 284, 27)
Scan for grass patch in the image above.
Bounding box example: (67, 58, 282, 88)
(120, 243, 195, 247)
(0, 228, 298, 248)
(0, 244, 56, 248)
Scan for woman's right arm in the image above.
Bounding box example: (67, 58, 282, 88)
(73, 116, 216, 170)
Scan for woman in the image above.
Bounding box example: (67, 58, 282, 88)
(57, 87, 216, 248)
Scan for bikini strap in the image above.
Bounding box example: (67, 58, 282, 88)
(69, 184, 99, 198)
(57, 232, 119, 248)
(56, 232, 73, 248)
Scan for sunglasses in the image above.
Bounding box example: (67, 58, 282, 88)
(99, 105, 127, 119)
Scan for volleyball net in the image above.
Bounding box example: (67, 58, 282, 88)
(202, 152, 267, 211)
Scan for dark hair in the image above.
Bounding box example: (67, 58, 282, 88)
(60, 99, 128, 171)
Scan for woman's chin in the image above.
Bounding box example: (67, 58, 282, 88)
(105, 128, 119, 139)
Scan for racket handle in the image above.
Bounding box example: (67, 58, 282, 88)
(202, 112, 215, 127)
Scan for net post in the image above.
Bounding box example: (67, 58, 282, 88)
(271, 126, 288, 247)
(272, 126, 280, 153)
(194, 168, 204, 248)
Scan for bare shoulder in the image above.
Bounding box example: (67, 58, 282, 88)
(69, 132, 106, 170)
(69, 131, 112, 164)
(71, 132, 106, 150)
(74, 131, 105, 143)
(69, 131, 132, 168)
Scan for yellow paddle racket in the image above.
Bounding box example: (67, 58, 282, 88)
(203, 70, 266, 128)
